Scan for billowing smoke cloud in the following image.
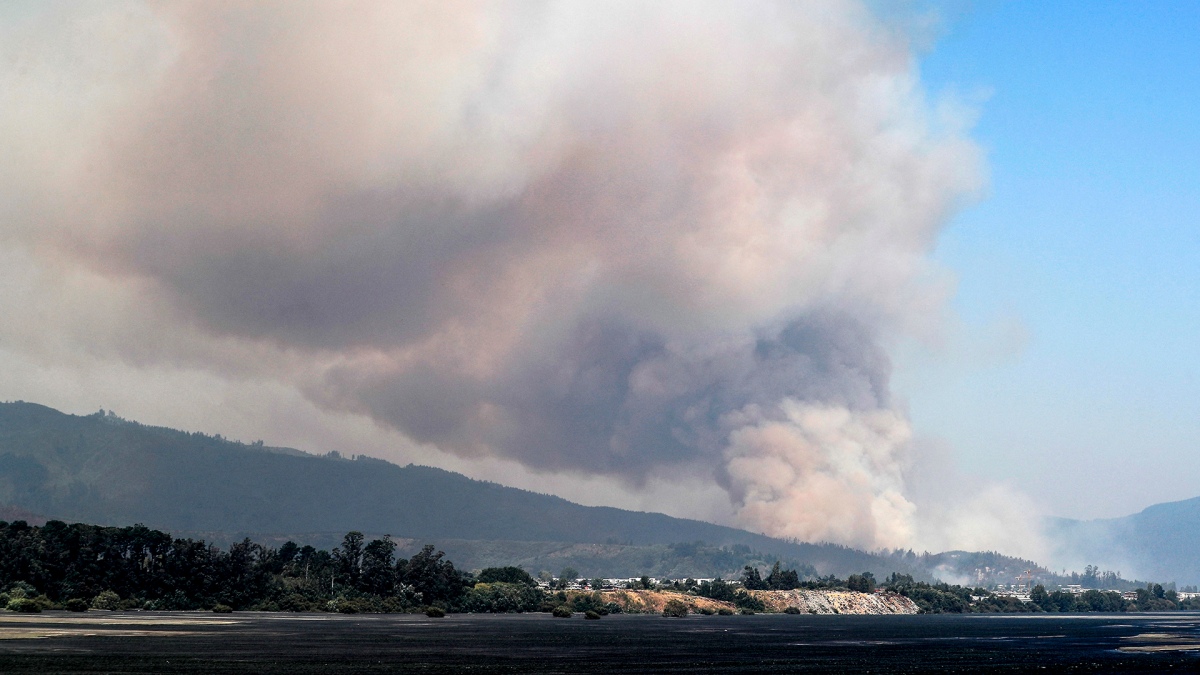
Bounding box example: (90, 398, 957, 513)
(725, 402, 915, 549)
(1, 1, 992, 549)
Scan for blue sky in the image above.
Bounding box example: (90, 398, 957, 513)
(897, 1, 1200, 518)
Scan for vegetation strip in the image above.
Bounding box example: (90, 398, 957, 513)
(0, 520, 1191, 616)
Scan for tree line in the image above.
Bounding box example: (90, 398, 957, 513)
(3, 519, 1196, 616)
(0, 520, 486, 612)
(0, 521, 835, 615)
(880, 573, 1200, 614)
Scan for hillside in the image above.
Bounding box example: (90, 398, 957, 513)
(0, 401, 1037, 581)
(1049, 497, 1200, 586)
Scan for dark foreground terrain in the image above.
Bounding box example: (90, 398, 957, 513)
(2, 611, 1200, 674)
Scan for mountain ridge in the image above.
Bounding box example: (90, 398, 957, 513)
(0, 400, 1110, 583)
(1049, 495, 1200, 585)
(0, 401, 924, 578)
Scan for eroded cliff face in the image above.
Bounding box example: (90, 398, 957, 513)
(589, 589, 918, 615)
(749, 589, 918, 615)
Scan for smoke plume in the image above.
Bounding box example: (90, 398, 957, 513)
(1, 1, 992, 549)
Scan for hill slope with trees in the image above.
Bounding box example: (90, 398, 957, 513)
(1049, 497, 1200, 586)
(0, 401, 1054, 581)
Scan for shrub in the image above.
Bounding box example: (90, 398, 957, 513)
(92, 590, 120, 610)
(425, 607, 446, 618)
(662, 599, 689, 618)
(584, 610, 601, 620)
(568, 591, 609, 614)
(8, 598, 42, 613)
(698, 607, 715, 615)
(28, 594, 54, 611)
(717, 608, 734, 616)
(277, 592, 316, 613)
(382, 597, 411, 614)
(734, 591, 765, 612)
(551, 605, 573, 618)
(65, 598, 90, 612)
(739, 608, 756, 615)
(6, 582, 36, 598)
(460, 582, 545, 613)
(212, 604, 234, 614)
(784, 606, 802, 614)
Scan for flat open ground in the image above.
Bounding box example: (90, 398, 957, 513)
(2, 611, 1200, 673)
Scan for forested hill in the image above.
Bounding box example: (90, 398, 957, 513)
(0, 401, 927, 578)
(1049, 497, 1200, 586)
(4, 400, 688, 542)
(0, 401, 1073, 582)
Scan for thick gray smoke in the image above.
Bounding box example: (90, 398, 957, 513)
(0, 1, 995, 549)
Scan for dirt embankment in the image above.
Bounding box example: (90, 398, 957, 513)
(590, 590, 917, 615)
(594, 591, 733, 614)
(748, 589, 918, 615)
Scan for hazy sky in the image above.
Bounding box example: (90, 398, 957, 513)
(0, 1, 1195, 558)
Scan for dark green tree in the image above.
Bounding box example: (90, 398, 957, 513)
(1030, 584, 1051, 611)
(741, 565, 766, 590)
(847, 572, 876, 593)
(477, 566, 536, 586)
(765, 561, 801, 590)
(359, 536, 397, 596)
(698, 577, 736, 602)
(333, 531, 364, 588)
(399, 545, 467, 606)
